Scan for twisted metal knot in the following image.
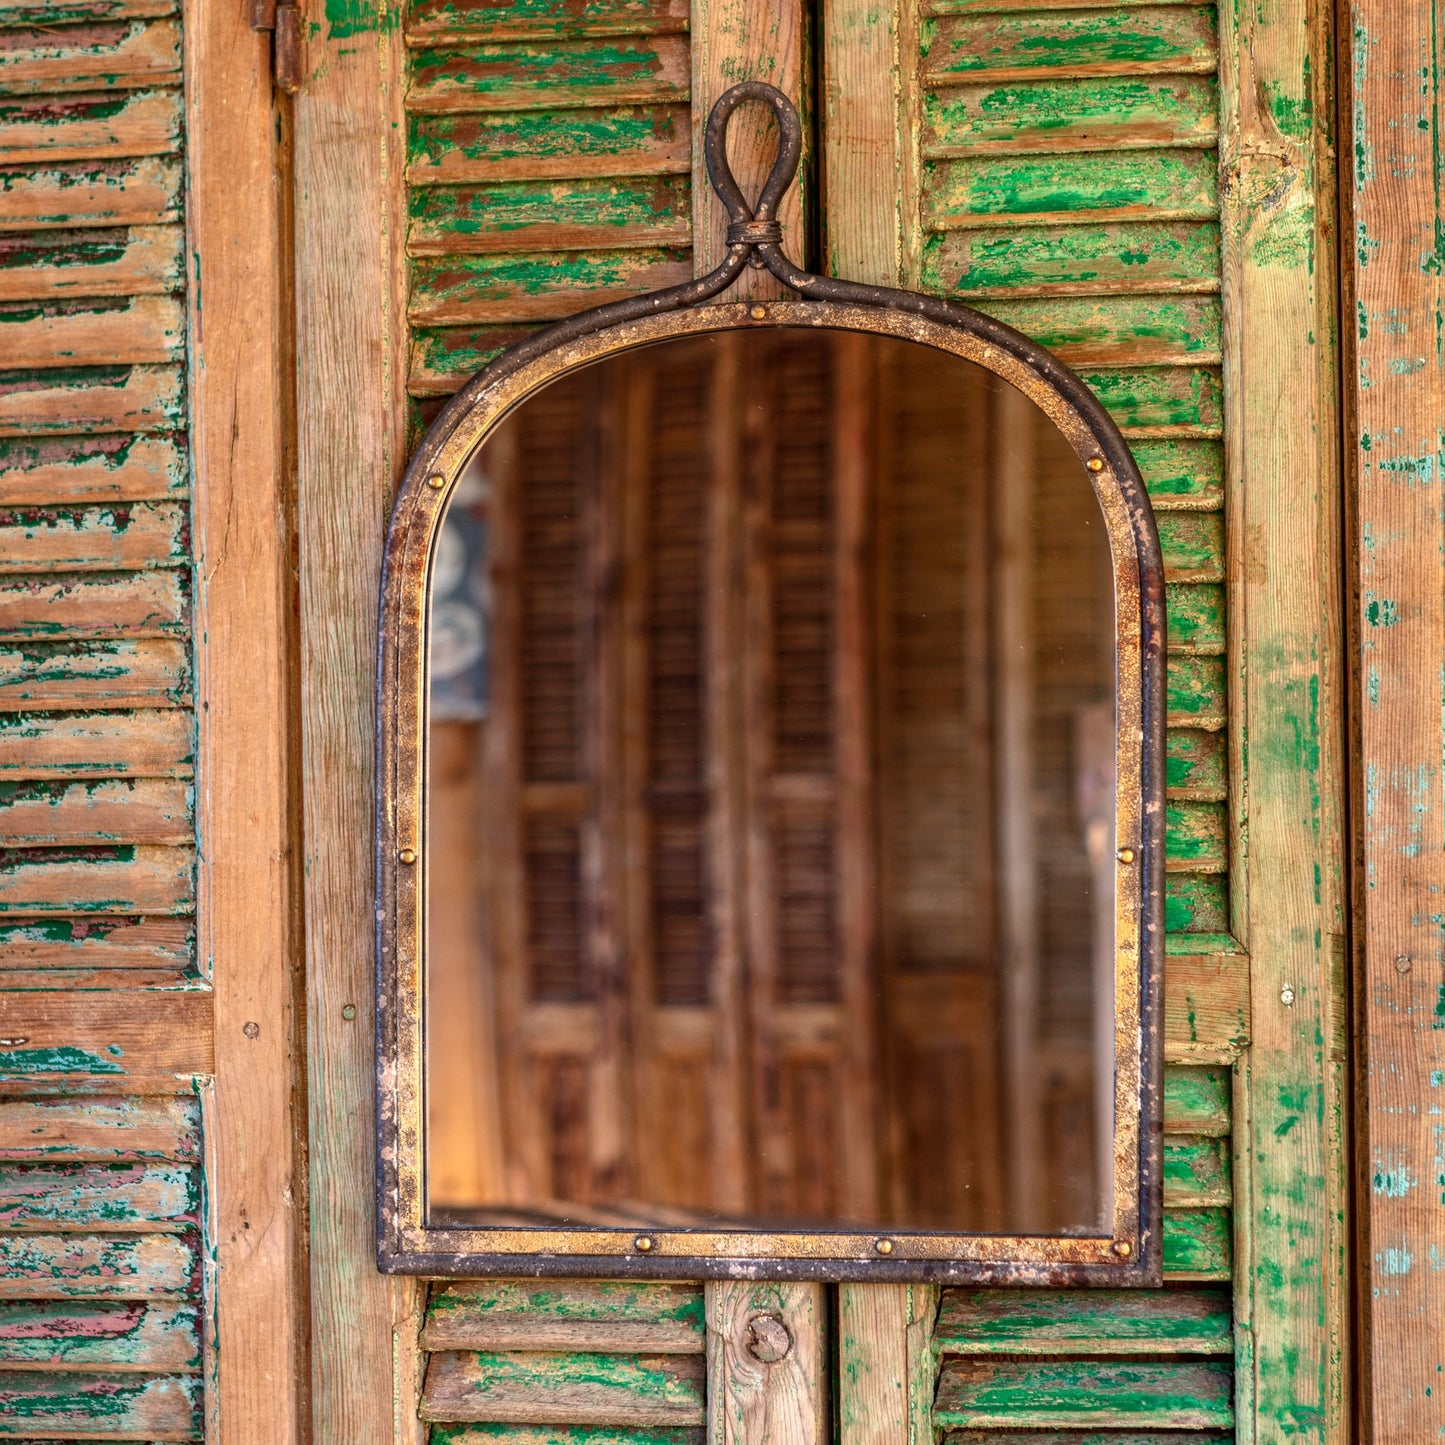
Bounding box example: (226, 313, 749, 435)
(704, 81, 802, 269)
(725, 218, 784, 248)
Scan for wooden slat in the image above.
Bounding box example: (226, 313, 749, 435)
(0, 0, 176, 21)
(0, 225, 183, 300)
(421, 1351, 706, 1425)
(0, 502, 187, 571)
(935, 1287, 1232, 1355)
(0, 1231, 197, 1298)
(409, 322, 538, 395)
(922, 220, 1220, 298)
(934, 1357, 1233, 1430)
(1166, 800, 1226, 871)
(0, 433, 186, 502)
(922, 75, 1218, 155)
(0, 988, 212, 1083)
(423, 1428, 702, 1445)
(924, 148, 1217, 229)
(0, 1094, 199, 1160)
(0, 19, 181, 97)
(1167, 654, 1225, 729)
(1166, 582, 1225, 653)
(0, 1367, 200, 1435)
(406, 0, 689, 43)
(408, 37, 690, 113)
(0, 637, 188, 708)
(1162, 1207, 1231, 1280)
(0, 1160, 197, 1231)
(1167, 727, 1226, 799)
(0, 88, 180, 164)
(1079, 365, 1223, 435)
(0, 842, 192, 913)
(0, 155, 180, 231)
(0, 916, 191, 973)
(408, 175, 692, 256)
(0, 365, 183, 436)
(0, 1299, 199, 1371)
(978, 292, 1220, 365)
(1158, 510, 1223, 580)
(0, 710, 193, 778)
(1165, 872, 1227, 933)
(1164, 949, 1249, 1063)
(1163, 1135, 1230, 1207)
(944, 1434, 1231, 1445)
(0, 779, 190, 844)
(424, 1281, 705, 1354)
(0, 294, 184, 370)
(406, 103, 690, 184)
(0, 570, 188, 639)
(1163, 1063, 1230, 1134)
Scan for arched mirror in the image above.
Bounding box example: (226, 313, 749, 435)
(377, 84, 1164, 1282)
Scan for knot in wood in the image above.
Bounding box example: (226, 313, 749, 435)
(744, 1312, 792, 1363)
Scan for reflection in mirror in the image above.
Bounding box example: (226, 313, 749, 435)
(424, 327, 1117, 1238)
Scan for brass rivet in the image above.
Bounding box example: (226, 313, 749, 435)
(874, 1237, 894, 1256)
(1087, 456, 1105, 472)
(750, 305, 766, 320)
(634, 1235, 655, 1253)
(1112, 1240, 1132, 1258)
(427, 473, 446, 490)
(1116, 847, 1136, 865)
(399, 848, 417, 866)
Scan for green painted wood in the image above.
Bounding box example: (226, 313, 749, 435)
(0, 1161, 198, 1230)
(919, 7, 1216, 84)
(409, 37, 690, 113)
(0, 433, 186, 501)
(0, 915, 193, 969)
(0, 1367, 200, 1436)
(0, 637, 190, 708)
(428, 1426, 703, 1445)
(0, 778, 193, 848)
(977, 292, 1220, 364)
(935, 1287, 1231, 1355)
(1161, 1207, 1231, 1279)
(922, 75, 1217, 155)
(1131, 438, 1222, 508)
(1165, 800, 1226, 870)
(0, 156, 181, 231)
(407, 104, 690, 183)
(0, 1095, 200, 1161)
(0, 1299, 200, 1370)
(0, 0, 176, 25)
(924, 149, 1217, 227)
(0, 225, 182, 299)
(0, 570, 190, 639)
(1075, 366, 1223, 434)
(0, 364, 184, 435)
(0, 19, 181, 100)
(407, 0, 688, 41)
(0, 709, 193, 778)
(934, 1357, 1233, 1430)
(1164, 871, 1227, 933)
(944, 1433, 1232, 1445)
(922, 220, 1219, 298)
(1166, 582, 1224, 652)
(0, 89, 181, 163)
(1164, 1064, 1230, 1134)
(411, 324, 539, 394)
(1166, 727, 1225, 798)
(1166, 654, 1225, 728)
(0, 503, 188, 572)
(1163, 1136, 1230, 1207)
(1157, 510, 1222, 580)
(0, 1230, 197, 1299)
(0, 842, 193, 913)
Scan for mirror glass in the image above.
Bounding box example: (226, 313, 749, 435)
(424, 326, 1117, 1238)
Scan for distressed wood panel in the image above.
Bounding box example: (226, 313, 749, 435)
(0, 638, 188, 709)
(976, 293, 1221, 365)
(0, 1093, 199, 1160)
(1166, 582, 1224, 652)
(835, 1283, 936, 1445)
(0, 293, 185, 370)
(0, 1230, 197, 1298)
(1079, 366, 1223, 435)
(1163, 1063, 1229, 1134)
(1164, 948, 1248, 1063)
(0, 365, 184, 435)
(1164, 872, 1227, 933)
(0, 0, 176, 19)
(1167, 728, 1226, 799)
(0, 915, 191, 971)
(422, 1351, 707, 1426)
(1162, 1207, 1231, 1280)
(1166, 654, 1225, 729)
(0, 502, 187, 571)
(427, 1429, 701, 1445)
(0, 779, 190, 844)
(1166, 800, 1226, 870)
(0, 1298, 199, 1370)
(0, 224, 182, 299)
(0, 433, 186, 501)
(0, 710, 192, 778)
(0, 1160, 197, 1230)
(0, 155, 180, 231)
(0, 570, 188, 639)
(1163, 1135, 1230, 1207)
(406, 0, 690, 43)
(0, 19, 181, 97)
(0, 1367, 200, 1436)
(0, 842, 193, 913)
(424, 1281, 705, 1354)
(0, 88, 180, 164)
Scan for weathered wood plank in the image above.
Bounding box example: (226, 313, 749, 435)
(0, 1231, 197, 1298)
(408, 37, 690, 113)
(922, 75, 1218, 155)
(1167, 727, 1226, 799)
(0, 842, 193, 913)
(0, 779, 190, 844)
(423, 1281, 705, 1354)
(1161, 1207, 1231, 1280)
(1134, 438, 1223, 509)
(0, 155, 179, 233)
(924, 149, 1217, 229)
(0, 570, 188, 639)
(409, 323, 537, 394)
(0, 0, 175, 22)
(919, 7, 1217, 86)
(1166, 800, 1226, 871)
(0, 88, 180, 164)
(421, 1351, 707, 1425)
(0, 1160, 197, 1231)
(426, 1428, 702, 1445)
(934, 1357, 1233, 1430)
(0, 710, 192, 778)
(1078, 366, 1223, 435)
(0, 502, 187, 571)
(1157, 510, 1223, 581)
(407, 103, 690, 184)
(1164, 872, 1227, 933)
(1163, 1063, 1229, 1134)
(943, 1433, 1231, 1445)
(406, 0, 689, 43)
(0, 364, 183, 435)
(408, 247, 691, 324)
(0, 1094, 199, 1160)
(922, 220, 1220, 298)
(835, 1284, 936, 1445)
(0, 433, 186, 502)
(0, 988, 212, 1083)
(0, 1367, 200, 1435)
(976, 293, 1221, 365)
(0, 225, 183, 300)
(0, 294, 185, 370)
(408, 175, 692, 256)
(1165, 949, 1249, 1063)
(0, 1299, 199, 1371)
(1163, 1135, 1230, 1208)
(0, 19, 181, 98)
(1166, 654, 1225, 729)
(1166, 582, 1224, 653)
(935, 1287, 1232, 1355)
(0, 638, 188, 709)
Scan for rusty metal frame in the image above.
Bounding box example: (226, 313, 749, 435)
(376, 81, 1165, 1284)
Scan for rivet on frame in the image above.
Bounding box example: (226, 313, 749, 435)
(1087, 456, 1106, 472)
(634, 1234, 655, 1253)
(1112, 1240, 1132, 1258)
(427, 473, 446, 490)
(874, 1237, 894, 1256)
(399, 848, 417, 866)
(750, 305, 766, 320)
(1116, 847, 1136, 865)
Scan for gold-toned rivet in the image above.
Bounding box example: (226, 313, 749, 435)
(874, 1237, 894, 1256)
(1112, 1240, 1132, 1258)
(399, 848, 417, 866)
(634, 1235, 655, 1253)
(1116, 847, 1136, 865)
(427, 473, 446, 490)
(1086, 456, 1105, 472)
(750, 305, 766, 320)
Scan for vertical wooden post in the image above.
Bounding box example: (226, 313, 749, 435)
(1344, 1, 1445, 1439)
(707, 1281, 829, 1445)
(837, 1284, 938, 1445)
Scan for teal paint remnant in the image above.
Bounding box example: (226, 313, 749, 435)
(0, 1046, 124, 1076)
(1380, 1245, 1415, 1277)
(1365, 598, 1400, 626)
